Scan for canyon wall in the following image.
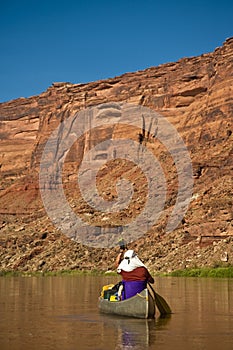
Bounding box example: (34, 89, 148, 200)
(0, 37, 232, 271)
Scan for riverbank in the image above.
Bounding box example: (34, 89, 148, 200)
(1, 266, 233, 278)
(1, 228, 233, 274)
(1, 230, 233, 278)
(167, 266, 233, 278)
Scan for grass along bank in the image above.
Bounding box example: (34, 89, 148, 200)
(0, 269, 108, 277)
(166, 266, 233, 278)
(1, 266, 233, 278)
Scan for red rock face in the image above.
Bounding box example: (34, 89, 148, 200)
(0, 38, 232, 271)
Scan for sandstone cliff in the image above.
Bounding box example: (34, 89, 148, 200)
(0, 38, 232, 272)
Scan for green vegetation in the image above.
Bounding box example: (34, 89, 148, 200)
(167, 266, 233, 278)
(1, 267, 233, 278)
(0, 269, 108, 277)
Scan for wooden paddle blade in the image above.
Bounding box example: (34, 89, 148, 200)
(148, 283, 172, 316)
(154, 291, 172, 315)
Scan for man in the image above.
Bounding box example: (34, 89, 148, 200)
(117, 250, 154, 300)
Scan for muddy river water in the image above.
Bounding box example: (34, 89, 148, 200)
(0, 275, 232, 349)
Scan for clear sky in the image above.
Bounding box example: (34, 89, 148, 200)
(0, 0, 232, 103)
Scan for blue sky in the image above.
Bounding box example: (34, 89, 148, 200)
(0, 0, 232, 103)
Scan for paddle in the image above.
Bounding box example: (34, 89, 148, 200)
(148, 282, 172, 316)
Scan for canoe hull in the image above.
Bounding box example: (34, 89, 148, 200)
(98, 288, 155, 319)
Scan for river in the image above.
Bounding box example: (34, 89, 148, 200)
(0, 275, 232, 350)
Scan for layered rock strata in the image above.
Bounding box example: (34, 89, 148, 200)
(0, 37, 232, 271)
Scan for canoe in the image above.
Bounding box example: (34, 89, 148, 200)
(98, 288, 155, 319)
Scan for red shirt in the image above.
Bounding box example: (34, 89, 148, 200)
(119, 266, 154, 283)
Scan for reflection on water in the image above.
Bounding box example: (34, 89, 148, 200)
(111, 316, 171, 350)
(0, 275, 233, 350)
